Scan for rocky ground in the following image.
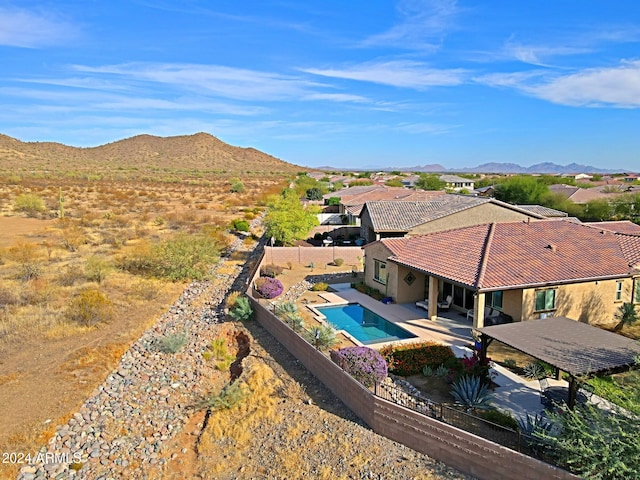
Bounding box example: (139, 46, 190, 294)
(17, 226, 472, 480)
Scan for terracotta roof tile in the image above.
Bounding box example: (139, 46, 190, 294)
(375, 220, 639, 290)
(584, 221, 640, 235)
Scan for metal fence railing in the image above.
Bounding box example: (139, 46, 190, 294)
(374, 380, 542, 457)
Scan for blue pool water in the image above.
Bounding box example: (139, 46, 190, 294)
(316, 303, 417, 345)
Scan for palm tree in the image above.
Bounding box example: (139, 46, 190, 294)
(614, 302, 638, 332)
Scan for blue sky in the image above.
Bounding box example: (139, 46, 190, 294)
(1, 1, 639, 171)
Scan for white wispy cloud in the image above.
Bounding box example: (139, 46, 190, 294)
(394, 122, 459, 134)
(531, 60, 640, 108)
(0, 7, 78, 47)
(504, 41, 593, 67)
(71, 63, 368, 103)
(302, 60, 467, 89)
(476, 60, 640, 108)
(361, 0, 459, 51)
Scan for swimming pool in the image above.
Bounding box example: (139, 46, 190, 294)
(315, 303, 417, 345)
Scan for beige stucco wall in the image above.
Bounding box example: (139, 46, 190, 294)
(363, 242, 397, 299)
(520, 278, 635, 327)
(408, 203, 536, 236)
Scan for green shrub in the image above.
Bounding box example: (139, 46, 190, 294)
(229, 296, 253, 321)
(157, 331, 189, 354)
(14, 193, 45, 217)
(477, 408, 519, 430)
(152, 234, 220, 281)
(85, 255, 112, 284)
(66, 288, 114, 327)
(231, 219, 250, 232)
(379, 341, 456, 376)
(311, 282, 329, 291)
(204, 338, 235, 370)
(196, 381, 247, 411)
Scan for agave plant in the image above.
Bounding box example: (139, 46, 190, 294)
(517, 413, 553, 454)
(523, 362, 546, 380)
(422, 365, 434, 377)
(450, 375, 493, 411)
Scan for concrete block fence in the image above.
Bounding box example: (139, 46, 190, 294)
(263, 246, 363, 268)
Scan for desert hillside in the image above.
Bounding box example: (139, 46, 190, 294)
(0, 132, 305, 174)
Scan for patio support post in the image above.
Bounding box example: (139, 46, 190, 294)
(428, 276, 439, 321)
(473, 293, 486, 329)
(568, 376, 578, 409)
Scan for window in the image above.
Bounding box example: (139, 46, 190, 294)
(615, 281, 623, 302)
(487, 291, 503, 310)
(374, 260, 387, 285)
(634, 279, 640, 304)
(535, 289, 556, 312)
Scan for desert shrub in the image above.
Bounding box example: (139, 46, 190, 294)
(502, 358, 518, 369)
(330, 346, 388, 388)
(153, 234, 220, 281)
(203, 338, 235, 371)
(157, 331, 188, 354)
(352, 281, 384, 300)
(225, 291, 242, 309)
(231, 219, 250, 232)
(229, 296, 253, 321)
(66, 288, 114, 327)
(477, 408, 519, 430)
(0, 286, 20, 306)
(14, 193, 45, 217)
(18, 262, 43, 281)
(85, 255, 112, 284)
(230, 180, 245, 193)
(460, 350, 493, 385)
(310, 282, 329, 291)
(254, 276, 283, 299)
(379, 341, 456, 376)
(260, 264, 283, 277)
(303, 324, 338, 351)
(196, 380, 247, 411)
(333, 258, 344, 266)
(129, 279, 159, 301)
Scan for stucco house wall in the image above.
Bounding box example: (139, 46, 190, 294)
(408, 203, 536, 236)
(520, 278, 634, 327)
(363, 241, 397, 298)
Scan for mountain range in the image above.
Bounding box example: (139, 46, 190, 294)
(339, 162, 624, 174)
(0, 132, 302, 174)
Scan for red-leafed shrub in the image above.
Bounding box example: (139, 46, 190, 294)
(379, 341, 455, 376)
(254, 276, 284, 299)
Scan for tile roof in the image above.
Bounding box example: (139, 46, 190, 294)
(363, 196, 544, 232)
(364, 196, 489, 232)
(584, 220, 640, 235)
(515, 205, 568, 218)
(342, 188, 445, 216)
(376, 220, 640, 290)
(479, 317, 640, 377)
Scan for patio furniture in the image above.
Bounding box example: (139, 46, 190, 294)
(415, 299, 429, 310)
(466, 306, 500, 322)
(437, 295, 453, 311)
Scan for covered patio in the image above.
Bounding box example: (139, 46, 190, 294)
(478, 317, 640, 408)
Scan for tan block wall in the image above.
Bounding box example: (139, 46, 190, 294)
(249, 292, 579, 480)
(394, 264, 427, 303)
(264, 246, 364, 268)
(520, 278, 633, 326)
(408, 203, 535, 236)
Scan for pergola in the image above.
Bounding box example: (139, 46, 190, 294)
(478, 317, 640, 409)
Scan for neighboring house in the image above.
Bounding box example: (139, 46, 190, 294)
(475, 185, 495, 197)
(359, 196, 549, 243)
(400, 175, 420, 188)
(583, 220, 640, 235)
(624, 174, 639, 183)
(363, 220, 640, 329)
(439, 174, 475, 192)
(569, 173, 593, 181)
(324, 186, 445, 225)
(548, 184, 625, 204)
